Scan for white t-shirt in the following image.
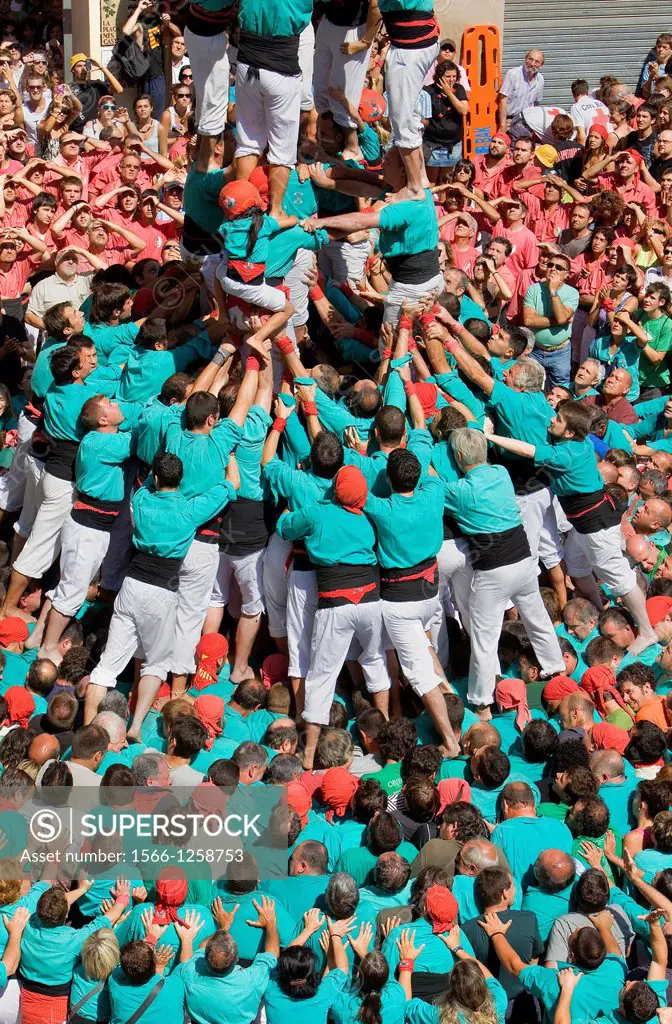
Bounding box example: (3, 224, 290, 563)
(569, 95, 610, 133)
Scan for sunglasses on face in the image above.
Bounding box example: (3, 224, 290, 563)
(175, 92, 190, 98)
(547, 262, 567, 270)
(101, 103, 116, 110)
(181, 73, 192, 79)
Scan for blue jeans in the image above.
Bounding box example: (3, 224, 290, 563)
(530, 343, 571, 389)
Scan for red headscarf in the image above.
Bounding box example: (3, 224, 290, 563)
(152, 869, 188, 925)
(194, 695, 224, 750)
(248, 166, 269, 211)
(580, 665, 630, 719)
(191, 780, 227, 816)
(495, 678, 531, 731)
(542, 675, 579, 703)
(425, 885, 459, 933)
(358, 88, 386, 124)
(260, 653, 289, 690)
(590, 721, 630, 755)
(193, 633, 229, 691)
(437, 778, 471, 814)
(287, 781, 312, 828)
(320, 767, 358, 823)
(646, 596, 672, 628)
(0, 617, 29, 648)
(334, 465, 368, 515)
(2, 687, 35, 729)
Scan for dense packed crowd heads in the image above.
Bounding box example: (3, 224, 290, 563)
(0, 3, 672, 1024)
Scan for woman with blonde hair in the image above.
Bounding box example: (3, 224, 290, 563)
(70, 928, 120, 1024)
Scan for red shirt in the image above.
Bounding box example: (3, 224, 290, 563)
(507, 268, 542, 323)
(472, 154, 509, 199)
(0, 257, 32, 298)
(491, 222, 539, 276)
(524, 196, 572, 243)
(583, 393, 638, 425)
(88, 165, 153, 198)
(601, 174, 657, 219)
(492, 162, 538, 199)
(452, 245, 480, 276)
(569, 252, 608, 299)
(2, 202, 28, 229)
(132, 220, 168, 260)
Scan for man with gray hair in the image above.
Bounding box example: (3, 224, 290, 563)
(93, 711, 139, 776)
(437, 427, 564, 712)
(453, 839, 510, 919)
(426, 332, 566, 608)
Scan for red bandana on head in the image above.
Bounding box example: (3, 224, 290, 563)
(542, 675, 579, 703)
(2, 687, 35, 729)
(425, 885, 459, 934)
(152, 869, 188, 926)
(495, 678, 531, 732)
(580, 665, 631, 719)
(193, 633, 229, 692)
(320, 767, 358, 823)
(334, 465, 368, 515)
(194, 695, 225, 750)
(590, 721, 630, 755)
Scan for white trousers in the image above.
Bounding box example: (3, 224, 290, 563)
(516, 486, 564, 570)
(298, 22, 315, 112)
(437, 537, 473, 633)
(235, 63, 302, 167)
(0, 978, 19, 1024)
(383, 272, 445, 324)
(467, 556, 565, 707)
(51, 517, 110, 617)
(382, 596, 441, 697)
(172, 538, 220, 675)
(90, 576, 178, 688)
(287, 567, 318, 678)
(211, 548, 265, 615)
(14, 471, 74, 579)
(304, 599, 390, 725)
(564, 523, 637, 598)
(284, 247, 314, 327)
(183, 27, 230, 136)
(313, 20, 372, 128)
(385, 42, 439, 148)
(317, 236, 372, 285)
(263, 532, 291, 639)
(0, 412, 35, 514)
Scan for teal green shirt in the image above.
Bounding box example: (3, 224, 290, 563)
(75, 428, 135, 501)
(109, 965, 185, 1024)
(521, 883, 572, 942)
(132, 483, 235, 559)
(236, 406, 272, 501)
(20, 913, 112, 986)
(264, 968, 348, 1024)
(119, 334, 214, 403)
(70, 964, 111, 1022)
(118, 902, 216, 972)
(84, 321, 140, 366)
(259, 875, 329, 924)
(164, 418, 242, 499)
(489, 379, 554, 447)
(0, 882, 48, 957)
(524, 281, 579, 347)
(589, 334, 641, 401)
(282, 169, 318, 220)
(335, 840, 419, 888)
(237, 0, 312, 37)
(364, 476, 443, 568)
(519, 955, 627, 1020)
(405, 979, 507, 1024)
(210, 890, 295, 959)
(219, 215, 277, 264)
(277, 500, 377, 566)
(182, 951, 276, 1024)
(333, 984, 406, 1024)
(378, 190, 438, 261)
(44, 366, 121, 441)
(533, 436, 603, 497)
(184, 164, 227, 235)
(263, 458, 332, 510)
(32, 337, 65, 398)
(491, 815, 573, 882)
(382, 920, 475, 976)
(266, 225, 328, 279)
(443, 462, 521, 535)
(136, 397, 182, 467)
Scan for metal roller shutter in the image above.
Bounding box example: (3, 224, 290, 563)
(502, 0, 667, 107)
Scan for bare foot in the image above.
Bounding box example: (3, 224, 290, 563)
(126, 729, 143, 745)
(474, 705, 493, 721)
(628, 631, 659, 656)
(39, 646, 63, 667)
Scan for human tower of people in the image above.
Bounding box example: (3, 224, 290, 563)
(0, 2, 670, 1024)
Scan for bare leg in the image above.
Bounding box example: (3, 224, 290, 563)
(386, 649, 402, 717)
(235, 154, 259, 181)
(274, 635, 289, 656)
(398, 145, 428, 196)
(547, 564, 568, 610)
(291, 676, 305, 719)
(0, 568, 30, 616)
(10, 533, 27, 565)
(40, 607, 71, 661)
(371, 688, 389, 719)
(421, 684, 459, 757)
(127, 674, 162, 740)
(203, 605, 225, 634)
(622, 585, 659, 654)
(300, 107, 318, 142)
(571, 573, 605, 610)
(171, 673, 188, 698)
(302, 721, 321, 770)
(230, 612, 261, 683)
(194, 134, 219, 174)
(268, 164, 291, 222)
(84, 682, 107, 724)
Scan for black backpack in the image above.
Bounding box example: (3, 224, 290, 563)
(110, 34, 150, 85)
